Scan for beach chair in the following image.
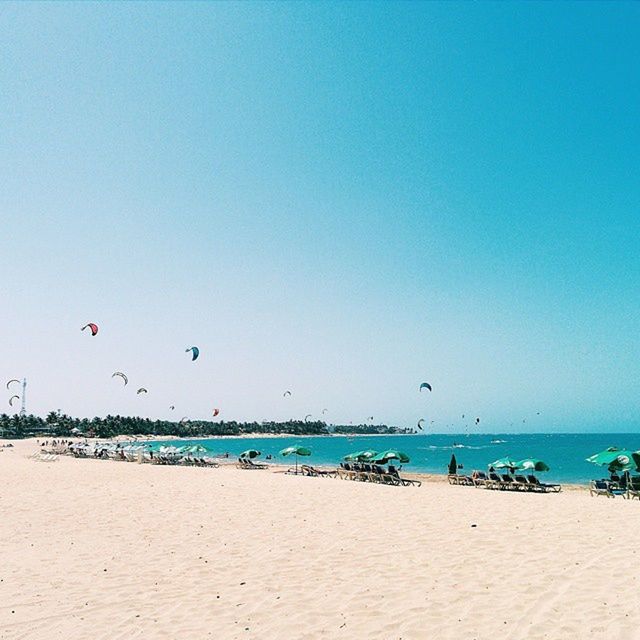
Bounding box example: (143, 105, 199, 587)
(627, 477, 640, 500)
(308, 465, 336, 478)
(485, 472, 505, 490)
(397, 473, 422, 487)
(471, 471, 487, 487)
(353, 463, 370, 482)
(499, 474, 518, 490)
(589, 480, 623, 498)
(236, 458, 264, 469)
(448, 474, 460, 485)
(337, 463, 357, 481)
(526, 475, 561, 493)
(513, 475, 533, 491)
(589, 480, 613, 497)
(370, 465, 399, 486)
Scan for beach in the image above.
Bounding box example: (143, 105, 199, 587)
(1, 440, 639, 640)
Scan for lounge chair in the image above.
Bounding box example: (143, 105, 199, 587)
(370, 464, 399, 486)
(337, 463, 357, 481)
(385, 466, 421, 487)
(236, 458, 267, 470)
(589, 480, 613, 497)
(500, 474, 517, 490)
(589, 479, 623, 498)
(627, 477, 640, 500)
(448, 474, 473, 486)
(526, 475, 561, 493)
(301, 464, 336, 478)
(513, 475, 534, 491)
(471, 471, 487, 487)
(485, 472, 506, 490)
(397, 473, 422, 487)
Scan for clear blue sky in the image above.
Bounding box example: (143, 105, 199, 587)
(1, 2, 638, 432)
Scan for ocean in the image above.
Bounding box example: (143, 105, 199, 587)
(150, 432, 640, 484)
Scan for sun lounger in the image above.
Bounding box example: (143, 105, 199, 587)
(526, 475, 561, 493)
(337, 463, 357, 480)
(513, 475, 534, 491)
(589, 479, 624, 498)
(236, 458, 267, 469)
(300, 464, 336, 478)
(397, 474, 422, 487)
(485, 472, 505, 490)
(471, 471, 487, 487)
(499, 474, 518, 490)
(627, 477, 640, 500)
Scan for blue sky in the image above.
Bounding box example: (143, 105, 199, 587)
(1, 2, 638, 431)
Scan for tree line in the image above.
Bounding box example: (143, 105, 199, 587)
(0, 413, 415, 440)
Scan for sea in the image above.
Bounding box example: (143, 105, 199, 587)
(149, 432, 640, 484)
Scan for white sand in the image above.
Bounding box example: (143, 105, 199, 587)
(1, 440, 639, 640)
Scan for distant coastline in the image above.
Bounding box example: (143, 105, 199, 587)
(0, 412, 415, 440)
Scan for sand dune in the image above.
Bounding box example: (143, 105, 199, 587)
(1, 440, 639, 640)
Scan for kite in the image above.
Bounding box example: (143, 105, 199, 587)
(419, 382, 432, 392)
(81, 323, 99, 336)
(6, 379, 20, 391)
(136, 388, 148, 395)
(9, 395, 19, 407)
(112, 372, 128, 386)
(185, 346, 199, 361)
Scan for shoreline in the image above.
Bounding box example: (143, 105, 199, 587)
(19, 437, 588, 489)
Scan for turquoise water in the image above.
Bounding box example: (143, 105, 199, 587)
(150, 433, 640, 484)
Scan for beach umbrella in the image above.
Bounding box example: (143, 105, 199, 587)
(448, 454, 458, 475)
(490, 457, 519, 472)
(586, 447, 640, 472)
(280, 445, 312, 474)
(343, 450, 378, 462)
(180, 444, 208, 454)
(240, 449, 261, 459)
(515, 458, 550, 472)
(370, 450, 410, 464)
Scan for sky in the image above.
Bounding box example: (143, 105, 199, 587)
(0, 2, 638, 432)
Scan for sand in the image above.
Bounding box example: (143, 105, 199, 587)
(1, 440, 639, 640)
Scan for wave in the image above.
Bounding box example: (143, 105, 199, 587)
(419, 444, 493, 451)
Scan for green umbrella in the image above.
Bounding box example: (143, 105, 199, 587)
(239, 449, 261, 459)
(280, 445, 312, 474)
(180, 444, 208, 454)
(515, 458, 550, 472)
(489, 456, 519, 471)
(586, 447, 640, 472)
(370, 450, 410, 464)
(344, 450, 378, 462)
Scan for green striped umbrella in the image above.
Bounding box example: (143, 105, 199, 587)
(489, 457, 519, 472)
(239, 449, 261, 459)
(515, 458, 550, 472)
(179, 444, 208, 454)
(370, 450, 410, 464)
(586, 447, 640, 472)
(280, 446, 311, 474)
(343, 450, 378, 462)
